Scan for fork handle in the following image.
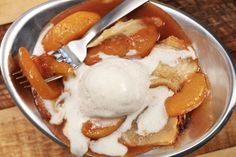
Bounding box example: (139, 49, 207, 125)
(81, 0, 149, 44)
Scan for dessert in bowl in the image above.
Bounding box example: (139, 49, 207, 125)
(1, 0, 235, 157)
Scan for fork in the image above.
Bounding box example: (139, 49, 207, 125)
(13, 0, 149, 88)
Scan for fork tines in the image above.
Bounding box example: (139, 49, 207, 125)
(12, 70, 23, 76)
(12, 70, 31, 88)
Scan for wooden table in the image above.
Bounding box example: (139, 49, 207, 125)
(0, 0, 236, 156)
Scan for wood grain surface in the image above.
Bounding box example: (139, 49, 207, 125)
(0, 0, 236, 157)
(197, 147, 236, 157)
(0, 107, 74, 157)
(0, 0, 47, 25)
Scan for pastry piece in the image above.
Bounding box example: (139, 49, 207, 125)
(150, 58, 199, 92)
(120, 117, 179, 147)
(160, 35, 188, 50)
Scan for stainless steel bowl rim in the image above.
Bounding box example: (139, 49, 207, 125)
(1, 0, 235, 156)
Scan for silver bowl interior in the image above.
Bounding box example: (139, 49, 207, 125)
(1, 0, 235, 156)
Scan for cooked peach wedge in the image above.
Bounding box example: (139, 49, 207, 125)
(43, 11, 101, 52)
(33, 54, 74, 78)
(85, 25, 160, 65)
(129, 25, 160, 58)
(18, 47, 61, 99)
(85, 34, 132, 65)
(82, 117, 125, 140)
(165, 73, 209, 117)
(85, 17, 163, 65)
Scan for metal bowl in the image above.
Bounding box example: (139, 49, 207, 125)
(1, 0, 235, 156)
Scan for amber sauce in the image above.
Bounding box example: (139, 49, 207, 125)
(44, 0, 213, 156)
(127, 3, 191, 44)
(185, 93, 214, 139)
(87, 146, 155, 157)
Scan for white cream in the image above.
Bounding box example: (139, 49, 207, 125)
(43, 100, 55, 116)
(62, 65, 90, 156)
(43, 99, 64, 125)
(90, 118, 122, 128)
(136, 86, 174, 136)
(46, 92, 69, 125)
(90, 133, 128, 156)
(139, 45, 196, 75)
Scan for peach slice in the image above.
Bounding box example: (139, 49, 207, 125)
(18, 47, 61, 99)
(85, 23, 160, 65)
(43, 11, 101, 52)
(129, 25, 160, 58)
(32, 55, 54, 78)
(165, 73, 209, 117)
(85, 34, 132, 65)
(33, 54, 74, 78)
(82, 117, 125, 140)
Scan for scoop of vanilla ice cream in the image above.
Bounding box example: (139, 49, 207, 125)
(78, 57, 149, 118)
